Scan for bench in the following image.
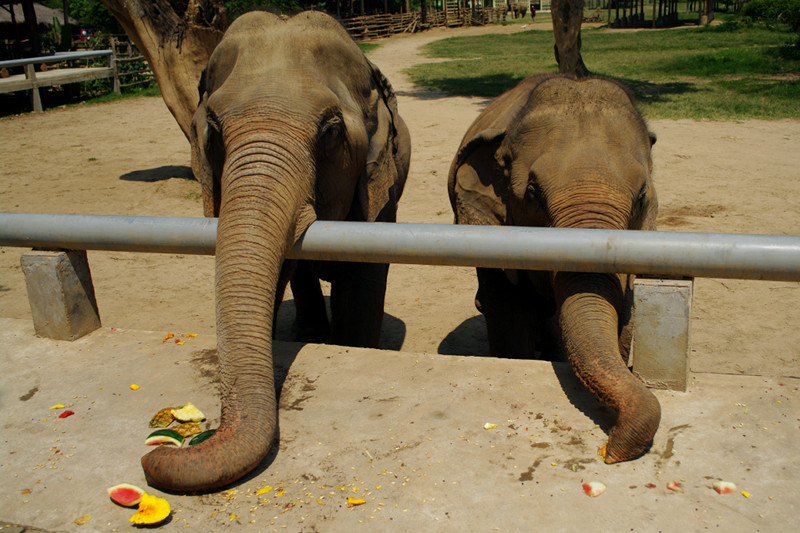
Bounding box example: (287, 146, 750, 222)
(0, 50, 120, 113)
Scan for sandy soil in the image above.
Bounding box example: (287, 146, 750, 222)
(1, 23, 798, 378)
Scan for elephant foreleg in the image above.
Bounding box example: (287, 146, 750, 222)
(329, 261, 388, 349)
(476, 267, 543, 359)
(290, 260, 330, 343)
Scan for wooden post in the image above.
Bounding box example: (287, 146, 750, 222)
(110, 44, 121, 94)
(24, 63, 42, 113)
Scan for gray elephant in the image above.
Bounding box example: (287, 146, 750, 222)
(141, 11, 410, 492)
(510, 2, 528, 19)
(448, 73, 660, 464)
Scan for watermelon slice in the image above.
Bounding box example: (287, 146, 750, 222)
(145, 429, 184, 447)
(108, 483, 145, 507)
(582, 481, 607, 497)
(712, 480, 737, 494)
(187, 429, 216, 446)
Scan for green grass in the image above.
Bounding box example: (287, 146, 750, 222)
(406, 22, 800, 120)
(358, 42, 380, 54)
(78, 84, 162, 107)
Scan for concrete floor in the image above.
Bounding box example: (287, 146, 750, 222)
(1, 317, 797, 532)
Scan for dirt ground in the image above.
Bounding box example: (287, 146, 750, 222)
(1, 22, 798, 378)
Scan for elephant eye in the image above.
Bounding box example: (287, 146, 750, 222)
(320, 108, 344, 136)
(525, 180, 546, 209)
(633, 183, 648, 218)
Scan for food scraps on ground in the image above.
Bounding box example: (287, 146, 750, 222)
(667, 481, 684, 493)
(145, 429, 185, 447)
(149, 407, 177, 428)
(582, 481, 606, 497)
(74, 514, 92, 525)
(129, 384, 140, 391)
(171, 403, 205, 422)
(713, 480, 737, 494)
(162, 333, 174, 342)
(172, 422, 202, 438)
(108, 483, 145, 507)
(129, 493, 171, 525)
(188, 429, 216, 446)
(483, 423, 497, 430)
(347, 497, 366, 507)
(58, 410, 74, 419)
(49, 404, 64, 410)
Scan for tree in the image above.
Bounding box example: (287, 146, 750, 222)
(551, 0, 589, 77)
(742, 0, 800, 47)
(99, 0, 227, 142)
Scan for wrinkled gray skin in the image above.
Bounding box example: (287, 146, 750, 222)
(142, 11, 410, 492)
(448, 73, 660, 464)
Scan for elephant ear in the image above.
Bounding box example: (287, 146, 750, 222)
(448, 129, 508, 226)
(359, 60, 406, 222)
(190, 71, 221, 218)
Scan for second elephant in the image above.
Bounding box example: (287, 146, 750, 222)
(448, 73, 660, 464)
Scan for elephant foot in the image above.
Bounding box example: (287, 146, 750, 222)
(292, 319, 330, 344)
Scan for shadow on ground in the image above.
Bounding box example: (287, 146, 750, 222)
(119, 165, 194, 182)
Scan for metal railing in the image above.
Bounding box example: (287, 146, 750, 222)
(1, 213, 798, 282)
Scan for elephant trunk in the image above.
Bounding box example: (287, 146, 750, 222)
(555, 271, 660, 463)
(549, 186, 660, 463)
(142, 123, 316, 492)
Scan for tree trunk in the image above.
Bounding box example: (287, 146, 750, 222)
(551, 0, 590, 77)
(100, 0, 226, 143)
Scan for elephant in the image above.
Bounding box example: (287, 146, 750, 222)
(509, 2, 528, 19)
(141, 11, 410, 492)
(447, 73, 660, 464)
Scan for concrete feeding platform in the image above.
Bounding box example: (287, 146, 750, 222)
(1, 317, 796, 532)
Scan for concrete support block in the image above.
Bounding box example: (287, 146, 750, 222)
(631, 278, 693, 392)
(20, 250, 101, 340)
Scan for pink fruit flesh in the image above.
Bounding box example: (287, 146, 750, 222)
(713, 481, 737, 494)
(107, 483, 144, 506)
(582, 481, 606, 497)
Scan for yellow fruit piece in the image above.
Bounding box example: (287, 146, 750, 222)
(148, 407, 176, 428)
(483, 423, 497, 430)
(49, 404, 64, 410)
(256, 486, 273, 495)
(598, 442, 608, 458)
(347, 497, 366, 507)
(171, 403, 205, 422)
(74, 514, 92, 525)
(172, 422, 202, 437)
(129, 493, 170, 525)
(129, 384, 140, 391)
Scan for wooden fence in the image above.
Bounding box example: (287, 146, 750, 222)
(342, 6, 503, 41)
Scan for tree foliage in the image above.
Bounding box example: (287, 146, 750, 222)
(742, 0, 800, 30)
(741, 0, 800, 46)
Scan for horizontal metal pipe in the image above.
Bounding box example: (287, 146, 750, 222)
(1, 213, 798, 281)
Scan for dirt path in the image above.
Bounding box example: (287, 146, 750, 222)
(1, 23, 798, 377)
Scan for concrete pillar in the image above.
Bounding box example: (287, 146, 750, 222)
(20, 250, 101, 340)
(631, 278, 693, 392)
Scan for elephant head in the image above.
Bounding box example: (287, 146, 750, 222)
(141, 11, 410, 492)
(448, 73, 660, 464)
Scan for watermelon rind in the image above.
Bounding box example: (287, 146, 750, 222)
(107, 483, 145, 507)
(187, 429, 216, 446)
(145, 429, 184, 447)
